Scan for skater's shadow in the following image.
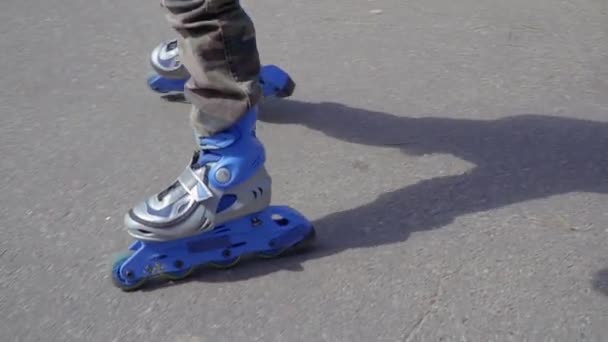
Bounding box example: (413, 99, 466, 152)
(261, 98, 607, 247)
(143, 99, 608, 290)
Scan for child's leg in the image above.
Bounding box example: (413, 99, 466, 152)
(162, 0, 262, 136)
(112, 1, 315, 291)
(124, 0, 268, 237)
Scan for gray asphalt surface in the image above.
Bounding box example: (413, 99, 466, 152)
(2, 0, 608, 341)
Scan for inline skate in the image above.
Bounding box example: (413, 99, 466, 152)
(147, 38, 296, 100)
(111, 106, 315, 291)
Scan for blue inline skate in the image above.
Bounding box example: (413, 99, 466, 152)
(111, 107, 315, 291)
(147, 38, 296, 100)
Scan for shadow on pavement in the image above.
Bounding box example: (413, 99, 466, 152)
(592, 268, 608, 296)
(141, 99, 608, 291)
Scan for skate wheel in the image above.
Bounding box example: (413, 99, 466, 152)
(257, 226, 316, 259)
(111, 253, 146, 291)
(160, 93, 186, 102)
(256, 248, 287, 259)
(162, 267, 195, 281)
(276, 76, 296, 98)
(208, 256, 240, 269)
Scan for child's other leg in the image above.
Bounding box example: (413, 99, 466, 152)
(162, 0, 262, 135)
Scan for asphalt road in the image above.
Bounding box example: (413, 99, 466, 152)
(2, 0, 608, 341)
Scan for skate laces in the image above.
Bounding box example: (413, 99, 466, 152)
(166, 39, 178, 51)
(157, 181, 180, 201)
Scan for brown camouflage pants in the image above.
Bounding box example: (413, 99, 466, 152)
(161, 0, 262, 136)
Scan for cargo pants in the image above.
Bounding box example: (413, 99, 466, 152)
(161, 0, 262, 136)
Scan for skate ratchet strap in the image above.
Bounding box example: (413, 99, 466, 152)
(177, 166, 213, 202)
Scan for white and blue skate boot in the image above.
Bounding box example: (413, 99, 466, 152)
(146, 39, 190, 98)
(112, 107, 315, 291)
(147, 39, 296, 100)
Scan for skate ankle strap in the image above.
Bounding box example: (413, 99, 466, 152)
(198, 131, 239, 150)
